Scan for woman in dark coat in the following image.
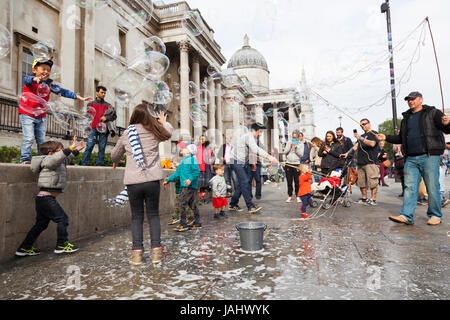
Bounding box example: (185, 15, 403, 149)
(318, 131, 344, 176)
(196, 135, 215, 204)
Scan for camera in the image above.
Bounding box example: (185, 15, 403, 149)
(353, 129, 358, 134)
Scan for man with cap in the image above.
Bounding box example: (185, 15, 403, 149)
(377, 91, 450, 226)
(19, 58, 92, 164)
(228, 123, 279, 214)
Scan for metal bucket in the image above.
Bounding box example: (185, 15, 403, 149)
(236, 222, 267, 252)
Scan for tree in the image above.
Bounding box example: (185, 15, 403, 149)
(378, 118, 402, 159)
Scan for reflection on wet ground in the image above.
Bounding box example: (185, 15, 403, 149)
(0, 178, 448, 300)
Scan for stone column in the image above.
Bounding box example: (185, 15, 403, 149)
(215, 82, 223, 148)
(289, 105, 297, 135)
(232, 97, 241, 141)
(272, 103, 280, 154)
(192, 53, 202, 139)
(207, 77, 216, 147)
(179, 40, 191, 140)
(81, 7, 95, 106)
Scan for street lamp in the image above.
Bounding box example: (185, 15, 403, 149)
(381, 0, 398, 132)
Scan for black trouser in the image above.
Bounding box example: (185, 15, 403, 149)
(20, 195, 69, 248)
(285, 164, 300, 197)
(178, 188, 200, 223)
(127, 181, 161, 250)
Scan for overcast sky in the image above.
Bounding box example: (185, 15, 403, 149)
(164, 0, 450, 139)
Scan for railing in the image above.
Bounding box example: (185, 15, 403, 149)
(0, 97, 124, 145)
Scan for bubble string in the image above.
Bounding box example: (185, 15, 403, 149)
(425, 17, 445, 112)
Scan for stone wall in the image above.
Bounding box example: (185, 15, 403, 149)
(0, 164, 176, 263)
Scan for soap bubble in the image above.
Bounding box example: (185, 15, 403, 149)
(149, 81, 173, 105)
(111, 71, 142, 103)
(20, 92, 49, 116)
(102, 36, 121, 66)
(207, 65, 221, 80)
(0, 24, 12, 58)
(36, 83, 51, 97)
(181, 11, 203, 37)
(198, 89, 210, 106)
(113, 0, 154, 30)
(96, 122, 107, 134)
(50, 65, 62, 81)
(139, 36, 166, 55)
(31, 41, 52, 62)
(188, 81, 199, 99)
(129, 51, 170, 81)
(73, 0, 110, 9)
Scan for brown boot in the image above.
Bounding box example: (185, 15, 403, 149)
(427, 217, 442, 226)
(152, 247, 165, 264)
(129, 250, 143, 266)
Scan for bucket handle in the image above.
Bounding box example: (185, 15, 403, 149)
(236, 224, 267, 231)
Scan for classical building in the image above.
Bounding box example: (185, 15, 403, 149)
(0, 0, 315, 159)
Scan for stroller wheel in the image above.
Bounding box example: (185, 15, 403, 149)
(323, 198, 332, 210)
(344, 200, 352, 208)
(311, 200, 319, 208)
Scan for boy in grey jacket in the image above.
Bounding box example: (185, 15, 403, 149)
(209, 164, 229, 219)
(15, 137, 85, 257)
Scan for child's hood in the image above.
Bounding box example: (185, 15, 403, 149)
(209, 175, 223, 184)
(30, 156, 46, 174)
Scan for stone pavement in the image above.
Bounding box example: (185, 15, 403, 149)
(0, 177, 449, 300)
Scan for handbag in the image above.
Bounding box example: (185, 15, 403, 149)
(382, 159, 391, 168)
(348, 167, 358, 185)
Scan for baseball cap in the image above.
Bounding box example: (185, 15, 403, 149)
(404, 91, 423, 101)
(32, 58, 54, 69)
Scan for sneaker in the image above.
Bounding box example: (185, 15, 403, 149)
(229, 205, 244, 212)
(186, 216, 195, 226)
(301, 213, 310, 218)
(15, 247, 41, 257)
(296, 197, 302, 203)
(54, 241, 79, 254)
(214, 214, 221, 219)
(129, 250, 143, 266)
(248, 206, 262, 214)
(20, 161, 31, 165)
(152, 247, 166, 264)
(358, 198, 368, 205)
(427, 217, 442, 226)
(168, 216, 180, 225)
(175, 222, 190, 232)
(191, 221, 202, 229)
(286, 197, 293, 203)
(382, 183, 389, 187)
(417, 199, 428, 206)
(220, 211, 228, 217)
(389, 215, 413, 225)
(367, 199, 377, 206)
(441, 199, 450, 208)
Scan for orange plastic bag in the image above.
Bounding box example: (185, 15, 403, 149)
(161, 160, 173, 169)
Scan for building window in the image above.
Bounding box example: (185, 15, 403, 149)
(21, 47, 34, 87)
(119, 29, 126, 58)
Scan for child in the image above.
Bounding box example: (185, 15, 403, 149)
(19, 58, 92, 164)
(15, 136, 85, 256)
(168, 144, 194, 226)
(163, 144, 201, 232)
(209, 164, 229, 219)
(298, 164, 313, 218)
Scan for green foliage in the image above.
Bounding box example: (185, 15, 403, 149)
(378, 118, 403, 159)
(0, 146, 126, 167)
(0, 146, 37, 163)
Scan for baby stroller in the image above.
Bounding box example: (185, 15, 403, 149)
(310, 159, 353, 211)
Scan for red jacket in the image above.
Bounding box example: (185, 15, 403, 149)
(298, 172, 312, 197)
(196, 145, 214, 172)
(19, 82, 50, 119)
(87, 99, 113, 129)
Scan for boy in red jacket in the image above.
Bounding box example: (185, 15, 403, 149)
(298, 164, 313, 218)
(19, 58, 92, 164)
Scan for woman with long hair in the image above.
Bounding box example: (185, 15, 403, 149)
(310, 137, 323, 182)
(318, 131, 344, 176)
(196, 135, 215, 204)
(111, 104, 173, 266)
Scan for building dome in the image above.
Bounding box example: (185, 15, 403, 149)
(227, 35, 269, 71)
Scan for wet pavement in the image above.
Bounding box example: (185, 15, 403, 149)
(0, 177, 449, 300)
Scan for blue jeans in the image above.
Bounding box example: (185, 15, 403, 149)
(20, 114, 46, 163)
(224, 164, 233, 193)
(247, 163, 262, 199)
(230, 163, 255, 210)
(401, 155, 441, 224)
(81, 129, 108, 166)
